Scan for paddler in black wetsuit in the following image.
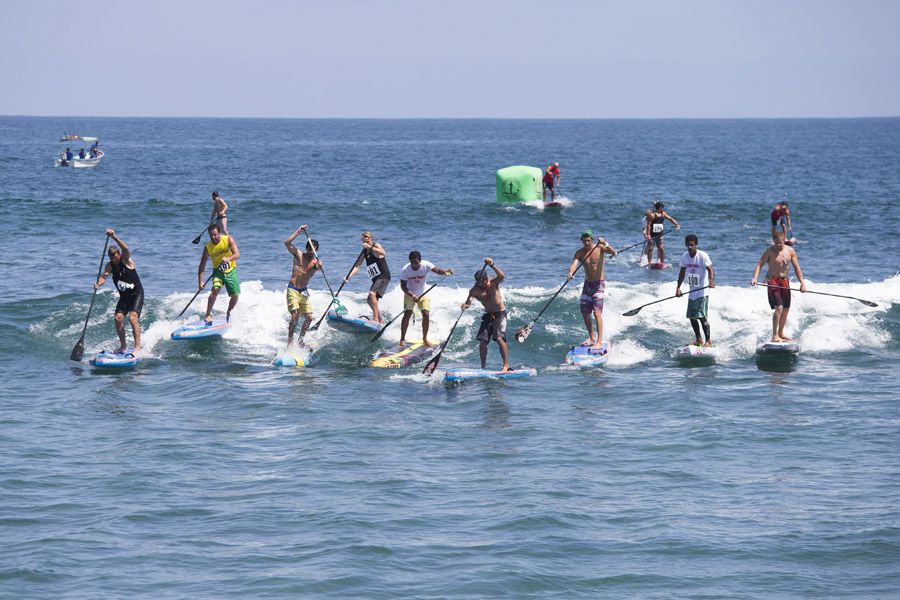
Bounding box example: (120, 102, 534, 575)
(344, 230, 391, 324)
(643, 200, 680, 265)
(94, 228, 144, 354)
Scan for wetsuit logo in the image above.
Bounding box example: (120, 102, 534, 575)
(117, 281, 135, 292)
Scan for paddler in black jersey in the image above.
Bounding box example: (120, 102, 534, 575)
(462, 258, 510, 372)
(94, 228, 143, 355)
(344, 231, 391, 324)
(198, 223, 241, 323)
(644, 200, 680, 265)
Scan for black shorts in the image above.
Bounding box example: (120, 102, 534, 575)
(115, 290, 144, 317)
(477, 310, 507, 343)
(369, 276, 390, 299)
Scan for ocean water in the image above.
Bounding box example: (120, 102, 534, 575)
(1, 116, 899, 598)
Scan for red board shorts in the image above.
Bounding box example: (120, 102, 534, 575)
(767, 277, 791, 309)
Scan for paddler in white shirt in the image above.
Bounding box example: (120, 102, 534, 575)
(675, 234, 715, 347)
(398, 250, 452, 348)
(198, 223, 241, 324)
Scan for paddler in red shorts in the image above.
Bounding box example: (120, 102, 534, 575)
(751, 231, 807, 342)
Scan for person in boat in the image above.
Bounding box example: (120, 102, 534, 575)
(398, 250, 453, 348)
(771, 201, 792, 240)
(542, 164, 558, 203)
(567, 230, 617, 349)
(89, 140, 100, 158)
(751, 231, 806, 342)
(462, 258, 510, 372)
(210, 191, 229, 235)
(283, 224, 320, 347)
(65, 148, 73, 162)
(675, 234, 715, 347)
(94, 229, 143, 355)
(78, 148, 86, 159)
(198, 223, 241, 323)
(344, 231, 390, 324)
(644, 200, 680, 265)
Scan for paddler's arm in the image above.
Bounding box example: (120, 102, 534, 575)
(223, 236, 240, 264)
(95, 262, 112, 290)
(488, 259, 504, 284)
(345, 248, 366, 281)
(707, 264, 715, 288)
(676, 267, 686, 297)
(106, 228, 131, 263)
(566, 252, 582, 281)
(751, 250, 768, 286)
(601, 239, 617, 257)
(665, 212, 681, 230)
(791, 251, 806, 292)
(431, 265, 452, 276)
(371, 242, 386, 258)
(400, 279, 417, 302)
(284, 225, 306, 257)
(198, 247, 210, 289)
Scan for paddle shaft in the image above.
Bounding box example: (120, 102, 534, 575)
(191, 220, 216, 244)
(756, 282, 877, 307)
(309, 250, 365, 331)
(177, 271, 216, 318)
(372, 274, 447, 341)
(301, 230, 340, 301)
(423, 263, 489, 375)
(614, 228, 675, 256)
(70, 236, 111, 361)
(622, 285, 711, 316)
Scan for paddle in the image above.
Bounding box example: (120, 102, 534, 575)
(423, 264, 488, 376)
(756, 282, 877, 307)
(622, 285, 712, 317)
(301, 228, 345, 317)
(177, 271, 216, 318)
(371, 273, 449, 342)
(309, 249, 363, 330)
(515, 239, 606, 343)
(191, 221, 214, 245)
(70, 236, 110, 361)
(613, 228, 675, 257)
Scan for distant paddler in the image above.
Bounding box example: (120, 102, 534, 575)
(770, 200, 792, 243)
(675, 234, 715, 347)
(398, 250, 452, 348)
(644, 200, 680, 265)
(462, 258, 510, 372)
(93, 228, 143, 355)
(542, 162, 560, 202)
(752, 231, 806, 342)
(210, 191, 229, 235)
(344, 231, 390, 324)
(284, 224, 321, 347)
(567, 230, 616, 349)
(198, 223, 241, 323)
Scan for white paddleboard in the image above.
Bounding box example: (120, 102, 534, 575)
(565, 341, 611, 367)
(445, 367, 537, 382)
(171, 317, 230, 340)
(675, 344, 718, 359)
(326, 310, 382, 333)
(90, 349, 140, 368)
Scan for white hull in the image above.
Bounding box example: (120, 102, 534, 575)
(56, 151, 103, 169)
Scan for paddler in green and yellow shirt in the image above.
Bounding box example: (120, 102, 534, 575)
(198, 223, 241, 323)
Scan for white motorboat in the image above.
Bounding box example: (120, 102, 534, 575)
(56, 136, 104, 168)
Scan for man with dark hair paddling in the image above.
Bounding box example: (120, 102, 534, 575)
(675, 234, 715, 347)
(284, 224, 321, 347)
(399, 250, 452, 348)
(94, 228, 143, 355)
(644, 200, 680, 265)
(462, 258, 510, 372)
(567, 230, 616, 349)
(751, 231, 806, 342)
(199, 223, 241, 323)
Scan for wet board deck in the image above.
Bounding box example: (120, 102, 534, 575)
(445, 367, 537, 382)
(544, 201, 563, 208)
(273, 344, 320, 367)
(326, 310, 382, 333)
(171, 317, 230, 340)
(371, 341, 437, 368)
(90, 348, 140, 368)
(675, 344, 718, 359)
(646, 262, 670, 270)
(565, 341, 611, 367)
(756, 340, 801, 355)
(785, 237, 798, 246)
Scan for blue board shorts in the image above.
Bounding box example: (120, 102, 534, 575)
(580, 280, 605, 315)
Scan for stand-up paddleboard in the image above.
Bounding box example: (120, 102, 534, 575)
(675, 343, 718, 359)
(171, 317, 230, 340)
(90, 349, 140, 368)
(544, 201, 563, 209)
(371, 340, 437, 368)
(785, 237, 798, 247)
(326, 309, 381, 333)
(445, 367, 537, 382)
(646, 262, 670, 270)
(273, 343, 320, 368)
(565, 341, 611, 367)
(756, 340, 801, 355)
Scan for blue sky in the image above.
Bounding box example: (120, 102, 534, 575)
(2, 0, 898, 118)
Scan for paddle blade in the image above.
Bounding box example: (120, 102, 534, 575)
(859, 299, 879, 307)
(70, 337, 85, 361)
(514, 322, 534, 343)
(622, 307, 641, 317)
(191, 236, 201, 244)
(335, 303, 348, 316)
(422, 352, 441, 376)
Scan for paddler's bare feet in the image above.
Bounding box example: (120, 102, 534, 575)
(780, 335, 793, 341)
(771, 336, 783, 342)
(423, 339, 432, 346)
(703, 341, 714, 347)
(115, 347, 127, 354)
(203, 314, 213, 325)
(499, 365, 511, 373)
(583, 338, 595, 346)
(398, 340, 406, 348)
(591, 341, 604, 350)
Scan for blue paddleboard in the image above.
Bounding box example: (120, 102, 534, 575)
(445, 367, 537, 382)
(273, 343, 321, 367)
(90, 349, 140, 368)
(326, 309, 382, 333)
(171, 317, 230, 340)
(565, 341, 611, 367)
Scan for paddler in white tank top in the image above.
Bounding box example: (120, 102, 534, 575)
(198, 223, 241, 324)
